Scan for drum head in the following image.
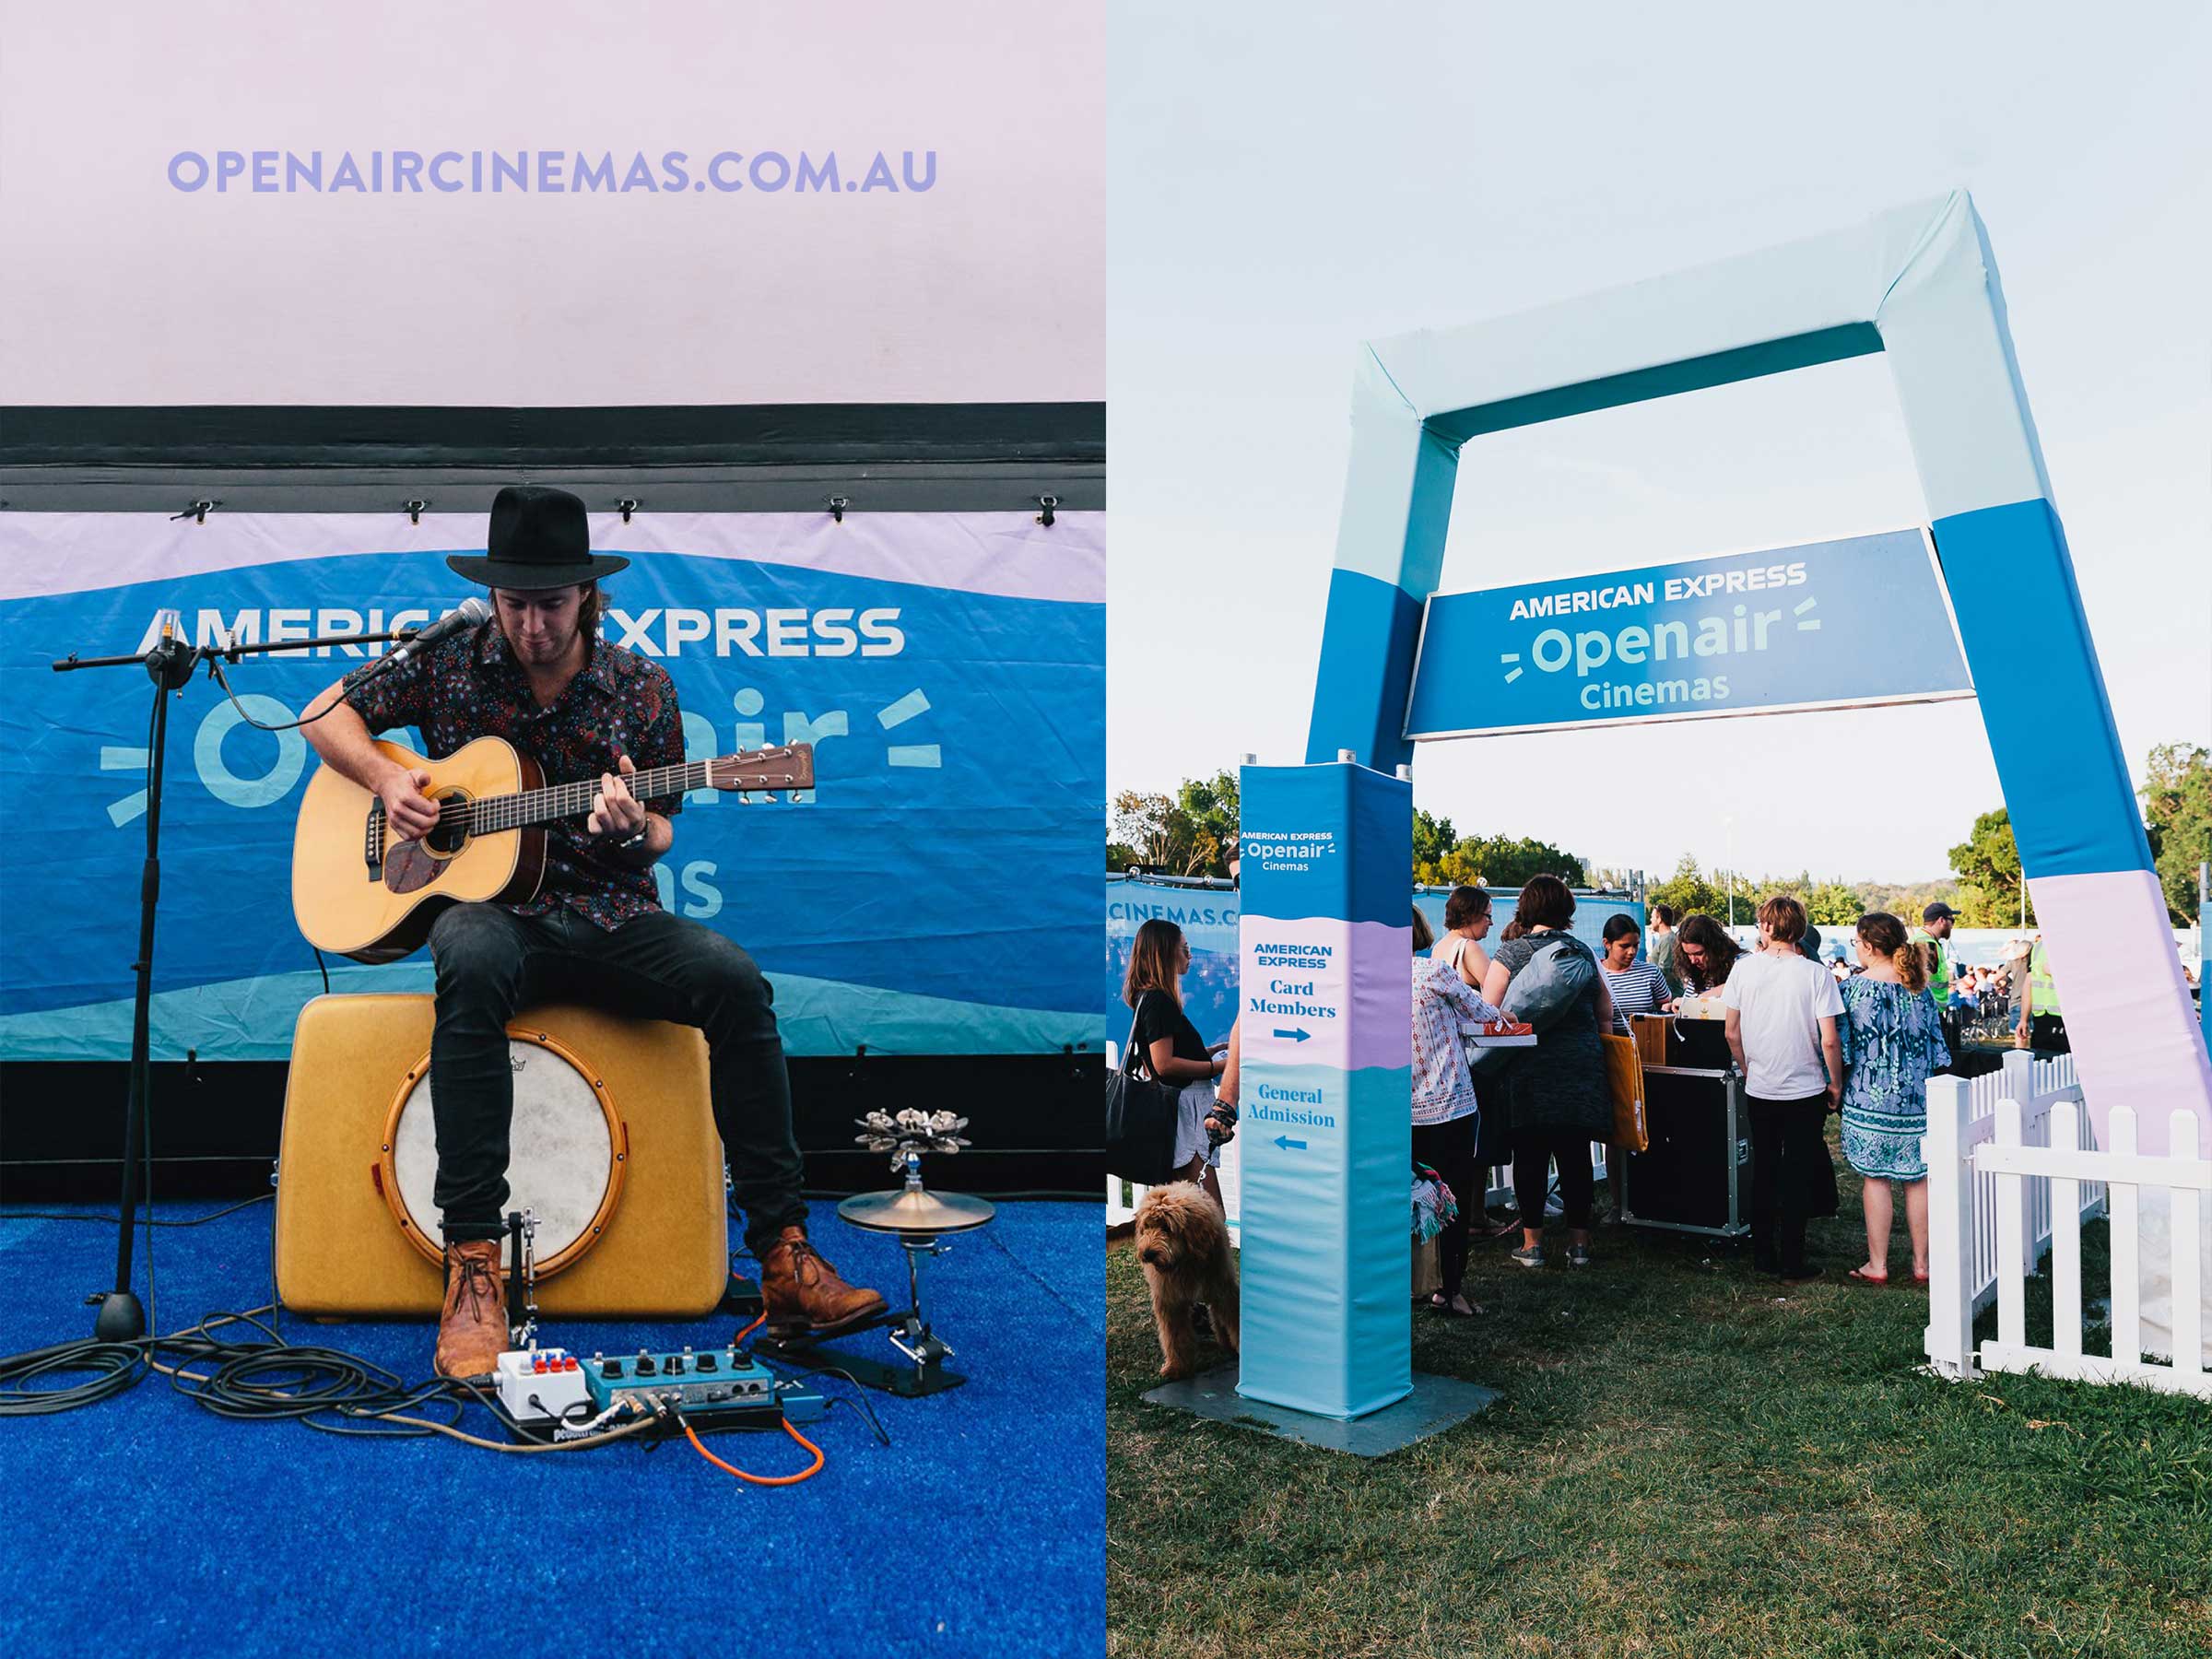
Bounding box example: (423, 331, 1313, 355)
(380, 1027, 626, 1277)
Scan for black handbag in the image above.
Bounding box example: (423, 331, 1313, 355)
(1105, 1008, 1182, 1185)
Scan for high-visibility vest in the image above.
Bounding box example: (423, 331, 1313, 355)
(1911, 927, 1951, 994)
(2029, 941, 2061, 1016)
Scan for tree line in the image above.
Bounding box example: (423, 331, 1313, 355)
(1107, 775, 1585, 888)
(1106, 743, 2206, 924)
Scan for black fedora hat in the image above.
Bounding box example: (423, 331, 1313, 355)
(445, 485, 629, 590)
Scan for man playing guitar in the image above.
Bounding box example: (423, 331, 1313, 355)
(300, 485, 885, 1378)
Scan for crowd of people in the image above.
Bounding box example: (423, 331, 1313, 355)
(1119, 876, 2070, 1309)
(1430, 885, 1969, 1288)
(1650, 898, 2060, 1050)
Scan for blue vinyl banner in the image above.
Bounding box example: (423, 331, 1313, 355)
(0, 511, 1103, 1060)
(1404, 528, 1971, 739)
(1103, 878, 1240, 1056)
(1235, 761, 1412, 1420)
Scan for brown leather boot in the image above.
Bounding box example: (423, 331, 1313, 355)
(759, 1225, 888, 1335)
(433, 1238, 508, 1380)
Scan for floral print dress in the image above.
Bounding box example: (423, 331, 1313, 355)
(1836, 976, 1952, 1181)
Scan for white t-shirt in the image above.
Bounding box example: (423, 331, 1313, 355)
(1723, 948, 1843, 1100)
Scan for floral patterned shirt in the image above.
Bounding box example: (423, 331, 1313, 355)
(339, 620, 686, 930)
(1835, 975, 1953, 1180)
(1412, 956, 1503, 1126)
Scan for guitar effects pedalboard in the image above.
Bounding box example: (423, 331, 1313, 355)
(497, 1345, 826, 1437)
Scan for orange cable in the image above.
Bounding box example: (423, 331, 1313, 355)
(734, 1306, 768, 1345)
(680, 1414, 825, 1486)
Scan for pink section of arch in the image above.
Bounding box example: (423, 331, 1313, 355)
(2027, 869, 2212, 1158)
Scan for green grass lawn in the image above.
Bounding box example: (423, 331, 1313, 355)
(1107, 1154, 2212, 1659)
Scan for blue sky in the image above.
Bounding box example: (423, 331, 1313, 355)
(1109, 1, 2210, 885)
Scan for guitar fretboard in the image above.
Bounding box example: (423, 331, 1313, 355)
(367, 755, 803, 861)
(440, 759, 717, 835)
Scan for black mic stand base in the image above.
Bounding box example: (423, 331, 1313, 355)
(94, 1290, 146, 1344)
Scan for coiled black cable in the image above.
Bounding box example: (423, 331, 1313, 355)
(0, 1339, 148, 1417)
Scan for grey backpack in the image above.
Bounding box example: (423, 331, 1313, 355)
(1502, 935, 1598, 1032)
(1467, 935, 1596, 1075)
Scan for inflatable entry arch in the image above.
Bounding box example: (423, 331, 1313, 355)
(1238, 193, 2209, 1418)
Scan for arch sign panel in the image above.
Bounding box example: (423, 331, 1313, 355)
(1237, 193, 2211, 1419)
(1404, 526, 1971, 739)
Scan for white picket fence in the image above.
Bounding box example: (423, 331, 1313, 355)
(1924, 1048, 2212, 1399)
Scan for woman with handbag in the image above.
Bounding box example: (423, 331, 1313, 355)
(1429, 885, 1510, 1182)
(1122, 919, 1235, 1204)
(1594, 912, 1670, 1222)
(1598, 912, 1676, 1035)
(1479, 876, 1616, 1268)
(1411, 905, 1505, 1315)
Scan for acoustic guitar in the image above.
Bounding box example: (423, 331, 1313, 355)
(292, 735, 813, 963)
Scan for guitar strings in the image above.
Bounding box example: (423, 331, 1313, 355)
(375, 752, 804, 847)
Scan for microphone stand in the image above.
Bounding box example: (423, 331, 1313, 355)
(52, 620, 424, 1340)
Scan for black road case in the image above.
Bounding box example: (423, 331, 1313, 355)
(1620, 1064, 1753, 1240)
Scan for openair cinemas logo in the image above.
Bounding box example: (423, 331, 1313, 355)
(164, 147, 937, 197)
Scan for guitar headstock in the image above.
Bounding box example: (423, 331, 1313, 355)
(706, 743, 815, 794)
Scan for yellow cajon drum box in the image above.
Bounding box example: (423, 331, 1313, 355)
(274, 994, 728, 1318)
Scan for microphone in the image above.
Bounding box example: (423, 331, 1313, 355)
(373, 597, 489, 674)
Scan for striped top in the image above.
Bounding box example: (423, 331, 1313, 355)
(1601, 959, 1673, 1035)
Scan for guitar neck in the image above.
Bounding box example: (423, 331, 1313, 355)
(451, 759, 717, 833)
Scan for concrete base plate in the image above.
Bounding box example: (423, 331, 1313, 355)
(1140, 1364, 1500, 1457)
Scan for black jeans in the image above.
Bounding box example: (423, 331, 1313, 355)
(426, 902, 806, 1255)
(1747, 1091, 1830, 1274)
(1412, 1114, 1478, 1300)
(1512, 1127, 1594, 1232)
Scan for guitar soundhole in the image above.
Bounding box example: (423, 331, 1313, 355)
(426, 790, 470, 855)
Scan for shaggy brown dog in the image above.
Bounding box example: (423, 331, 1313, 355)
(1133, 1182, 1240, 1380)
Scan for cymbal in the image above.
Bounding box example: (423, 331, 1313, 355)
(838, 1185, 997, 1235)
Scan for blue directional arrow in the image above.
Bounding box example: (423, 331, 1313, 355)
(1272, 1027, 1311, 1043)
(1274, 1135, 1307, 1151)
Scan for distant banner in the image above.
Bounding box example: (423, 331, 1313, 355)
(0, 512, 1103, 1059)
(1405, 528, 1971, 739)
(1104, 878, 1241, 1055)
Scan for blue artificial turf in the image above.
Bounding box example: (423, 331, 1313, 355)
(0, 1198, 1103, 1657)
